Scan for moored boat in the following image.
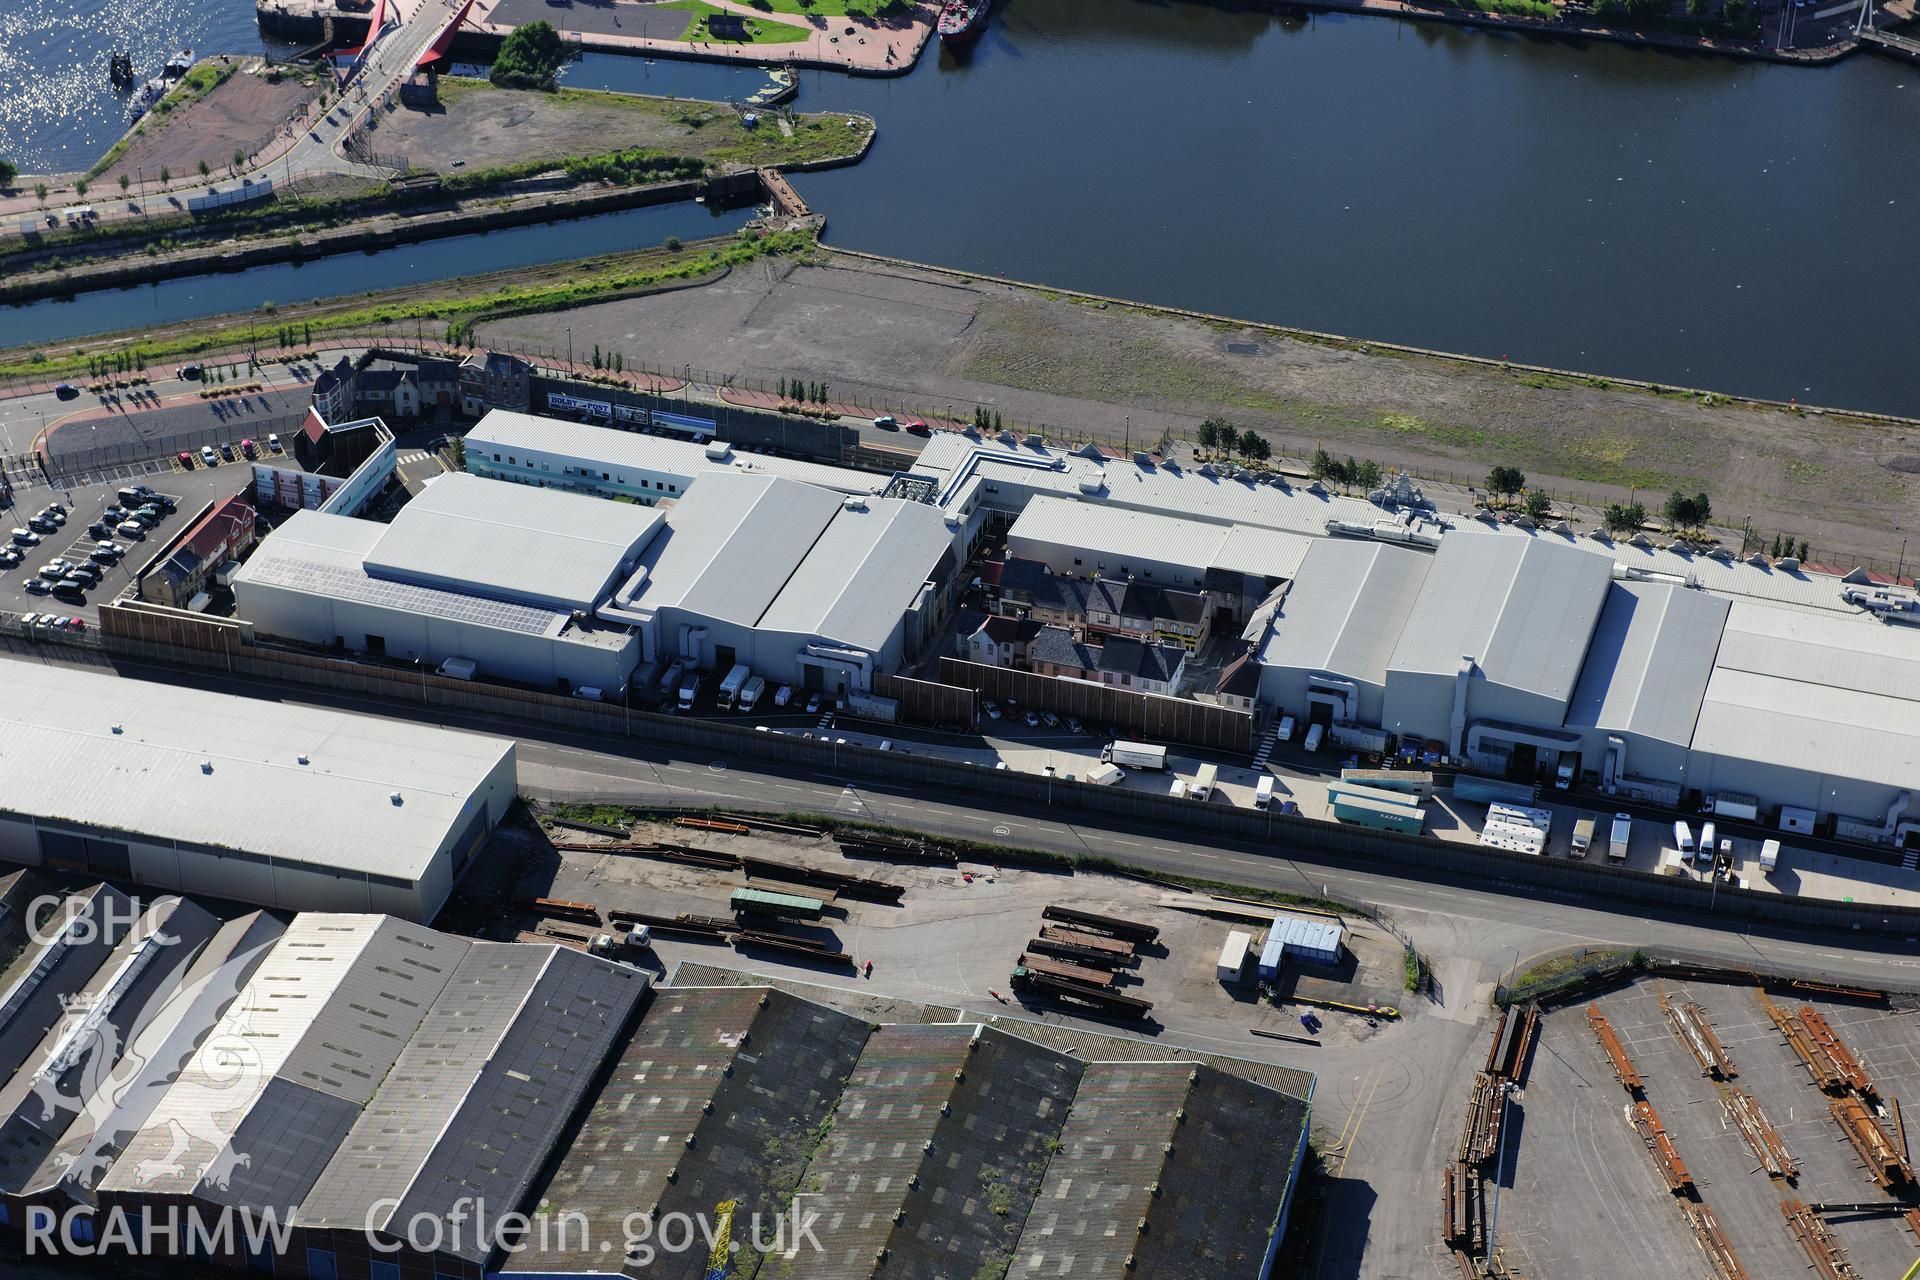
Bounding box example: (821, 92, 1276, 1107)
(937, 0, 990, 43)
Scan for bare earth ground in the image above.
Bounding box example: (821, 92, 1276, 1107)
(96, 65, 319, 189)
(370, 78, 866, 171)
(476, 251, 1920, 569)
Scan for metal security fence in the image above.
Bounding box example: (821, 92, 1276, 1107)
(95, 602, 1920, 940)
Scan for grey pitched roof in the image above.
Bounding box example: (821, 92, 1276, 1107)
(1258, 539, 1433, 690)
(1099, 636, 1185, 685)
(1029, 624, 1098, 671)
(1566, 581, 1729, 746)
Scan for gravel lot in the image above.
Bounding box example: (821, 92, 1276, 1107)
(96, 61, 319, 188)
(478, 251, 1920, 569)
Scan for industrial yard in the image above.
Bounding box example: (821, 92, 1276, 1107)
(1460, 975, 1920, 1280)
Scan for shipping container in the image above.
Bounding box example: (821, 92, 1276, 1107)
(1339, 768, 1433, 798)
(729, 888, 825, 922)
(1778, 805, 1817, 835)
(1711, 792, 1760, 822)
(1268, 913, 1344, 967)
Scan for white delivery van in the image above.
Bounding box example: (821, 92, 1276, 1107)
(1698, 821, 1717, 865)
(1303, 723, 1326, 753)
(1276, 714, 1297, 743)
(1254, 775, 1276, 809)
(1759, 839, 1781, 873)
(1673, 821, 1696, 860)
(1087, 762, 1127, 787)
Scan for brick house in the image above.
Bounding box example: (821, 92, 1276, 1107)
(138, 495, 257, 608)
(1086, 578, 1211, 650)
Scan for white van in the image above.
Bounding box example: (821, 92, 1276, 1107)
(1303, 723, 1325, 753)
(1698, 821, 1717, 864)
(1673, 821, 1696, 859)
(1276, 714, 1297, 743)
(1254, 775, 1276, 809)
(1759, 839, 1781, 873)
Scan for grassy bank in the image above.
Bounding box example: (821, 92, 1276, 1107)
(0, 226, 818, 382)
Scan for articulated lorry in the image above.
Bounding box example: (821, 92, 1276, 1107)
(1103, 740, 1167, 771)
(716, 663, 752, 710)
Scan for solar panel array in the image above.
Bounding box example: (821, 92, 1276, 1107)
(244, 555, 561, 637)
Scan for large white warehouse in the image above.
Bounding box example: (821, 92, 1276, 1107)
(0, 661, 516, 921)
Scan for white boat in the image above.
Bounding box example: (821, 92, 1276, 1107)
(163, 48, 194, 78)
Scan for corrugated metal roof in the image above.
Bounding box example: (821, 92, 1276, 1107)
(0, 658, 514, 882)
(615, 471, 843, 625)
(466, 410, 884, 495)
(758, 497, 953, 653)
(1008, 495, 1311, 583)
(1258, 539, 1433, 689)
(364, 472, 663, 612)
(1566, 582, 1729, 747)
(1690, 601, 1920, 792)
(1390, 533, 1612, 708)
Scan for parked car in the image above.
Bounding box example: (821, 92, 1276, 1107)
(805, 693, 823, 714)
(87, 521, 112, 540)
(1023, 710, 1040, 727)
(176, 363, 203, 381)
(1066, 716, 1085, 734)
(51, 582, 84, 603)
(1041, 711, 1060, 728)
(267, 432, 282, 453)
(45, 503, 65, 516)
(28, 517, 56, 534)
(178, 451, 194, 469)
(53, 383, 78, 400)
(10, 529, 39, 546)
(240, 438, 256, 459)
(219, 442, 235, 461)
(0, 549, 17, 568)
(23, 578, 50, 594)
(64, 617, 86, 632)
(67, 565, 101, 585)
(89, 547, 118, 565)
(201, 446, 219, 466)
(115, 522, 146, 540)
(38, 508, 65, 526)
(18, 613, 36, 627)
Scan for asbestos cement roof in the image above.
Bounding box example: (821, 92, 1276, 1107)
(1257, 539, 1433, 689)
(0, 657, 514, 883)
(466, 409, 885, 495)
(300, 942, 647, 1262)
(1390, 532, 1612, 707)
(1566, 582, 1730, 747)
(1690, 600, 1920, 791)
(364, 472, 663, 612)
(100, 915, 467, 1203)
(614, 471, 844, 625)
(757, 497, 952, 653)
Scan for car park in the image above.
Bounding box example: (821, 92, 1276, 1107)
(201, 446, 218, 466)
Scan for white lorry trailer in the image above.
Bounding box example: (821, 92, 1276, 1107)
(1104, 741, 1168, 771)
(716, 663, 751, 710)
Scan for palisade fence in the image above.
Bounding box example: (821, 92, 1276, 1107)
(91, 601, 1920, 940)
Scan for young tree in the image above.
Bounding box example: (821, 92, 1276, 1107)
(1663, 489, 1712, 531)
(817, 384, 829, 404)
(612, 352, 622, 374)
(1310, 447, 1337, 483)
(231, 148, 245, 173)
(118, 174, 131, 194)
(1352, 459, 1383, 492)
(591, 344, 602, 370)
(1523, 490, 1553, 521)
(1195, 420, 1218, 450)
(1236, 430, 1269, 462)
(778, 376, 788, 400)
(1797, 538, 1809, 561)
(992, 410, 1003, 433)
(1486, 465, 1526, 504)
(73, 179, 88, 199)
(33, 182, 48, 204)
(1603, 502, 1646, 535)
(197, 160, 209, 177)
(159, 166, 170, 185)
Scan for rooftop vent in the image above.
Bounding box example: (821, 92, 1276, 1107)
(200, 761, 213, 774)
(297, 754, 310, 765)
(703, 440, 730, 461)
(390, 791, 404, 806)
(842, 495, 868, 512)
(110, 724, 123, 735)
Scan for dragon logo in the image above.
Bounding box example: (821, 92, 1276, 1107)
(27, 936, 274, 1194)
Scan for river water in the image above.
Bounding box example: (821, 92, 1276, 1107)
(4, 0, 1919, 413)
